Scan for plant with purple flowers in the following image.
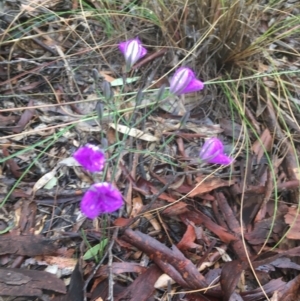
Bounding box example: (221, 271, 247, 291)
(199, 137, 233, 165)
(73, 144, 123, 219)
(119, 38, 147, 71)
(169, 67, 204, 95)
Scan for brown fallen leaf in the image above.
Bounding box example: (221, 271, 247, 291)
(215, 191, 251, 259)
(13, 100, 35, 133)
(284, 206, 300, 240)
(219, 118, 243, 139)
(109, 123, 159, 142)
(275, 274, 300, 301)
(251, 128, 273, 163)
(0, 114, 18, 126)
(220, 259, 249, 301)
(52, 259, 84, 301)
(114, 217, 134, 227)
(180, 209, 236, 244)
(0, 234, 57, 256)
(0, 268, 66, 297)
(241, 278, 286, 301)
(162, 202, 188, 216)
(114, 265, 162, 301)
(2, 147, 23, 178)
(35, 255, 77, 271)
(189, 176, 234, 197)
(130, 195, 144, 218)
(95, 262, 147, 279)
(245, 216, 285, 245)
(176, 224, 197, 250)
(89, 280, 124, 301)
(33, 168, 58, 193)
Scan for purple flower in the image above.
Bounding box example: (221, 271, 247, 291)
(118, 38, 147, 70)
(73, 144, 105, 172)
(169, 67, 204, 95)
(199, 138, 233, 165)
(81, 183, 123, 219)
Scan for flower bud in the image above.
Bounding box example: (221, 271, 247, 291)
(169, 67, 204, 95)
(199, 138, 233, 165)
(119, 38, 147, 71)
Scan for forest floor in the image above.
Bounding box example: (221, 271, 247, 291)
(0, 0, 300, 300)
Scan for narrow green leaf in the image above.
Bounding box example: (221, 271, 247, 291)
(83, 238, 108, 260)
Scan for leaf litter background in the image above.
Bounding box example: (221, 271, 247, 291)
(0, 0, 300, 300)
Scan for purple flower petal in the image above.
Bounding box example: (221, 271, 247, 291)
(199, 138, 224, 162)
(73, 144, 105, 172)
(118, 38, 147, 70)
(118, 41, 127, 54)
(169, 67, 204, 95)
(208, 153, 233, 165)
(199, 137, 233, 165)
(81, 183, 123, 219)
(181, 78, 204, 94)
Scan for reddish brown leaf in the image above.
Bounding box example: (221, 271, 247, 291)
(251, 128, 273, 163)
(220, 260, 249, 301)
(134, 177, 151, 195)
(162, 202, 188, 216)
(114, 265, 162, 301)
(189, 176, 234, 197)
(177, 224, 197, 250)
(114, 217, 134, 227)
(149, 185, 178, 202)
(134, 177, 178, 202)
(180, 209, 236, 244)
(284, 206, 300, 240)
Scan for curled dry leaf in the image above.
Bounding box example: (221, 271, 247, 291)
(284, 206, 300, 240)
(176, 224, 197, 250)
(109, 123, 159, 142)
(251, 128, 273, 163)
(33, 168, 58, 193)
(13, 100, 35, 134)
